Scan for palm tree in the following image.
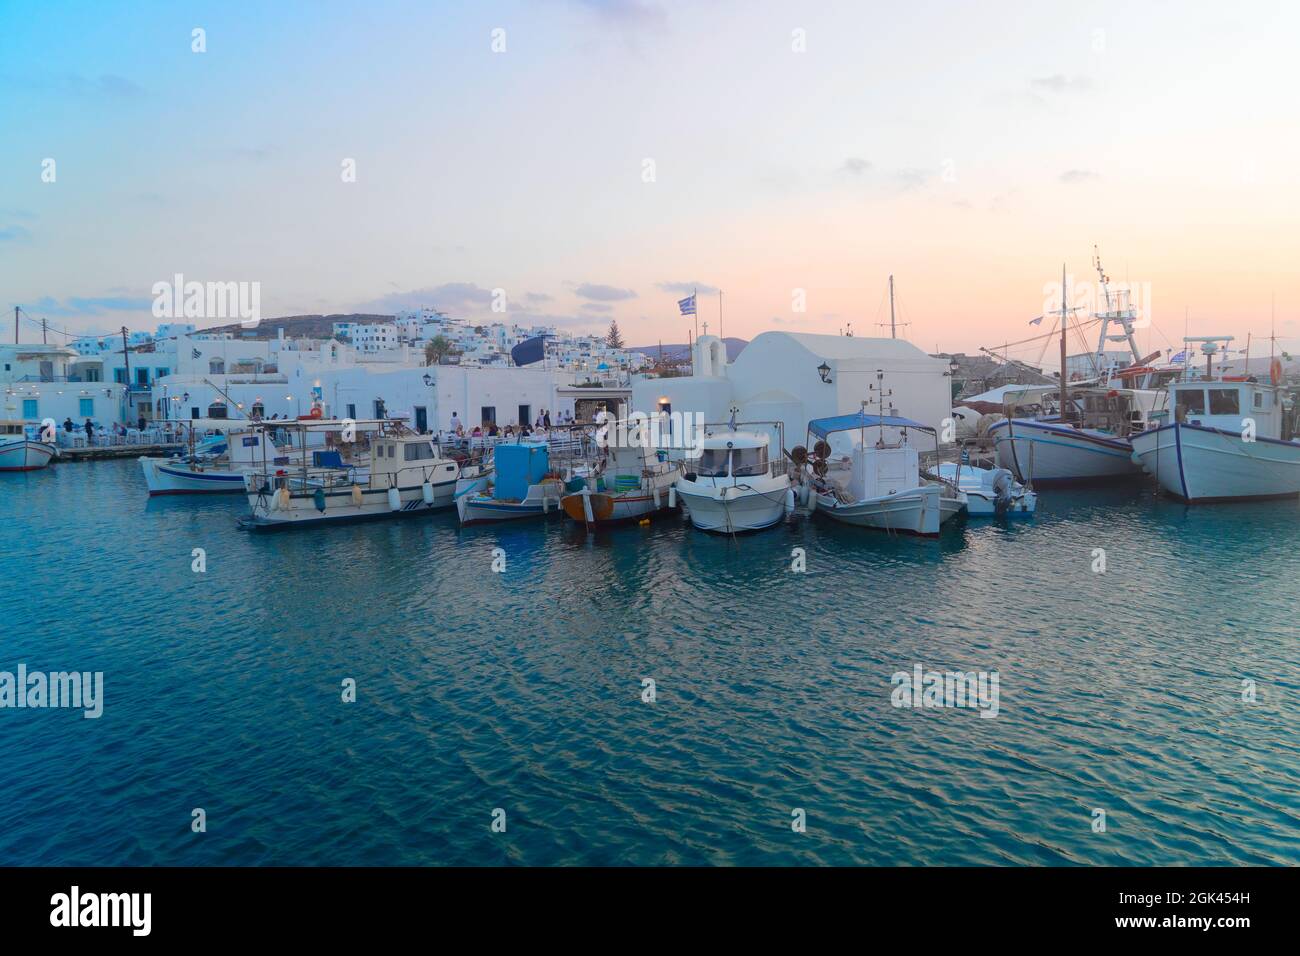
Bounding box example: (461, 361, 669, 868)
(424, 335, 453, 366)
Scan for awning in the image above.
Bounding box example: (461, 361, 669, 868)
(808, 412, 931, 439)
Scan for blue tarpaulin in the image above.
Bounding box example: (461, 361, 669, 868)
(807, 412, 931, 439)
(494, 443, 550, 500)
(510, 334, 552, 366)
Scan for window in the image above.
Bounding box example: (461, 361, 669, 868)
(374, 400, 386, 419)
(155, 367, 169, 378)
(346, 404, 356, 420)
(697, 448, 730, 477)
(190, 407, 200, 419)
(732, 446, 769, 477)
(1176, 389, 1206, 418)
(79, 398, 94, 417)
(209, 359, 225, 374)
(207, 402, 229, 419)
(480, 406, 496, 425)
(404, 442, 435, 461)
(22, 399, 38, 418)
(1208, 389, 1239, 415)
(517, 405, 531, 428)
(114, 368, 128, 384)
(84, 368, 101, 383)
(136, 368, 150, 386)
(251, 402, 265, 418)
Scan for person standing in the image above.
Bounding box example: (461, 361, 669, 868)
(543, 408, 552, 429)
(63, 417, 74, 433)
(84, 419, 95, 443)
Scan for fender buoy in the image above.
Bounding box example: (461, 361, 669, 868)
(387, 487, 401, 511)
(351, 484, 363, 507)
(1270, 357, 1284, 386)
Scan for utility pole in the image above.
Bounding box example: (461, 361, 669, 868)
(41, 318, 47, 344)
(121, 326, 133, 412)
(14, 306, 18, 345)
(1059, 265, 1069, 424)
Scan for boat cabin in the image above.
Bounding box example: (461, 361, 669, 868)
(1171, 379, 1282, 439)
(694, 432, 772, 479)
(371, 433, 451, 477)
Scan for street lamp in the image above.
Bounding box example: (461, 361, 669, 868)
(817, 361, 832, 384)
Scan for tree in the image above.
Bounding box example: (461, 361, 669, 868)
(424, 335, 453, 366)
(606, 319, 625, 350)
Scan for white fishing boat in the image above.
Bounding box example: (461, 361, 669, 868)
(986, 257, 1162, 484)
(934, 460, 1036, 516)
(0, 421, 57, 472)
(242, 419, 464, 528)
(560, 431, 681, 528)
(140, 421, 278, 495)
(797, 410, 964, 537)
(675, 418, 793, 533)
(1129, 337, 1300, 503)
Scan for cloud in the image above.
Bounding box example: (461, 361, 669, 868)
(839, 157, 872, 176)
(581, 302, 614, 312)
(0, 224, 33, 243)
(1058, 169, 1100, 184)
(656, 280, 719, 296)
(23, 295, 153, 318)
(1031, 74, 1095, 94)
(574, 282, 637, 302)
(525, 292, 553, 303)
(357, 283, 496, 314)
(893, 168, 932, 192)
(570, 0, 667, 29)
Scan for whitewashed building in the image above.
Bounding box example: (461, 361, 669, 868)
(630, 331, 953, 452)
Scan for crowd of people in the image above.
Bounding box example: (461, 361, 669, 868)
(445, 408, 578, 442)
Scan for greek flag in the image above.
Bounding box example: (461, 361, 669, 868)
(191, 348, 201, 359)
(1169, 350, 1187, 364)
(1028, 315, 1044, 326)
(677, 294, 697, 316)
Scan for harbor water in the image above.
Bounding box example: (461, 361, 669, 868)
(2, 458, 1297, 865)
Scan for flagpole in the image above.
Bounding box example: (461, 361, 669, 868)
(719, 290, 723, 344)
(693, 286, 699, 349)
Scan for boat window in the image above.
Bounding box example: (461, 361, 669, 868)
(1208, 389, 1239, 415)
(404, 442, 434, 461)
(1176, 389, 1206, 417)
(1254, 391, 1267, 409)
(731, 446, 768, 477)
(697, 448, 730, 477)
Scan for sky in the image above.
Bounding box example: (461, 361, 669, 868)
(3, 0, 1300, 362)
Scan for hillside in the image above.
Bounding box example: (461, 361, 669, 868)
(198, 313, 393, 340)
(629, 337, 748, 363)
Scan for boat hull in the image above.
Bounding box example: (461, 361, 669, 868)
(814, 484, 943, 536)
(1130, 423, 1300, 503)
(0, 439, 56, 471)
(559, 489, 675, 526)
(140, 456, 248, 495)
(456, 494, 555, 525)
(244, 478, 457, 528)
(676, 481, 789, 533)
(989, 419, 1139, 483)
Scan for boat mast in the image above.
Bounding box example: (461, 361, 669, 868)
(1060, 264, 1069, 424)
(889, 275, 896, 339)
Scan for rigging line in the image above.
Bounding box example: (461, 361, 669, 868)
(980, 316, 1102, 352)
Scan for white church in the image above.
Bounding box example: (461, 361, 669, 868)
(630, 331, 954, 452)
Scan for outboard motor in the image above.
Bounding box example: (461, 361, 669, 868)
(991, 468, 1014, 517)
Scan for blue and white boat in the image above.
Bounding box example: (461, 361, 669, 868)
(1129, 338, 1300, 503)
(456, 442, 566, 525)
(0, 421, 57, 472)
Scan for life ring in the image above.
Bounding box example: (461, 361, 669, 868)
(309, 406, 322, 419)
(1270, 357, 1284, 386)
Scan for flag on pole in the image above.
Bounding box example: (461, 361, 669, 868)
(1169, 350, 1187, 364)
(1028, 316, 1044, 326)
(677, 294, 697, 316)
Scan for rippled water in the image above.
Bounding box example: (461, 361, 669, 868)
(1, 459, 1298, 865)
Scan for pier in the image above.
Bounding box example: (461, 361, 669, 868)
(55, 443, 183, 463)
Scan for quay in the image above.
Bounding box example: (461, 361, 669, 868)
(57, 443, 183, 462)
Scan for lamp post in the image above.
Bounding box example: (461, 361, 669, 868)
(817, 361, 832, 384)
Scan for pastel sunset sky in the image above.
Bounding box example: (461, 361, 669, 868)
(3, 0, 1298, 359)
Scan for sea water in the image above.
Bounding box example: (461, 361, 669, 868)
(1, 459, 1297, 865)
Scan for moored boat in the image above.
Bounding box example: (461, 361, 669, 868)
(1129, 337, 1300, 503)
(934, 460, 1036, 516)
(242, 419, 461, 528)
(797, 410, 964, 537)
(675, 420, 792, 533)
(456, 442, 568, 525)
(0, 421, 57, 472)
(559, 423, 681, 528)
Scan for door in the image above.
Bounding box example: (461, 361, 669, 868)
(414, 406, 428, 433)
